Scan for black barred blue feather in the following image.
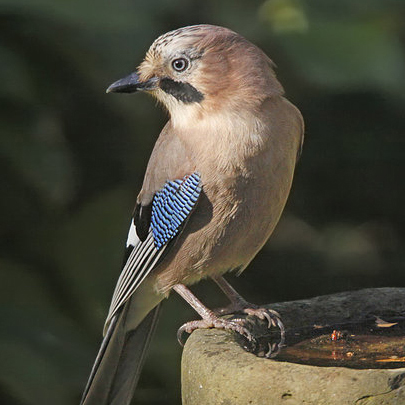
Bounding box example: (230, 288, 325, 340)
(104, 172, 202, 330)
(151, 172, 201, 250)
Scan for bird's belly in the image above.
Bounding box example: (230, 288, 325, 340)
(154, 161, 295, 292)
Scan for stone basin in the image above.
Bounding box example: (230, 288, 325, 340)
(181, 288, 405, 404)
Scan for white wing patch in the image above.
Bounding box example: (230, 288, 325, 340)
(126, 221, 138, 247)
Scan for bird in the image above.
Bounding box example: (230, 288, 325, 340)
(80, 24, 304, 405)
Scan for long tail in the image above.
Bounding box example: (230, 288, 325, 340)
(80, 303, 161, 405)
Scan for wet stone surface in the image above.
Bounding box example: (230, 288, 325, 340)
(182, 288, 405, 405)
(250, 316, 405, 369)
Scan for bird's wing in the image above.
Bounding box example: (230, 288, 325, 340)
(104, 171, 202, 331)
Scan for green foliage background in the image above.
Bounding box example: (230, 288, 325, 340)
(1, 0, 404, 404)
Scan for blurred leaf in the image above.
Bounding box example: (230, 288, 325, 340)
(259, 0, 308, 33)
(0, 44, 36, 102)
(0, 260, 91, 405)
(375, 317, 398, 328)
(278, 19, 405, 94)
(54, 187, 133, 330)
(0, 113, 76, 206)
(0, 306, 91, 405)
(0, 259, 55, 308)
(0, 0, 147, 31)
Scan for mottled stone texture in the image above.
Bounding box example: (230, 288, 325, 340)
(182, 288, 405, 405)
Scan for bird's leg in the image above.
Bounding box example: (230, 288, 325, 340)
(173, 283, 255, 346)
(212, 275, 285, 339)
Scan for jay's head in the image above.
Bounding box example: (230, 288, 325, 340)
(107, 25, 283, 122)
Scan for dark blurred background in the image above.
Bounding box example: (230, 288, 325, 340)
(1, 0, 404, 404)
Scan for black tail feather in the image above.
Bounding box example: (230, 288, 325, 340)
(80, 304, 161, 405)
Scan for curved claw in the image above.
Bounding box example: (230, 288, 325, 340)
(265, 341, 283, 358)
(276, 316, 286, 341)
(177, 324, 187, 346)
(243, 307, 285, 340)
(262, 311, 274, 328)
(176, 319, 208, 346)
(224, 320, 256, 343)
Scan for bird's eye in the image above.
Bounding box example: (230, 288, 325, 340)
(171, 57, 189, 72)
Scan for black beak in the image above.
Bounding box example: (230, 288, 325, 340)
(106, 72, 158, 94)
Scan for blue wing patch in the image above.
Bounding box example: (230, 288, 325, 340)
(151, 172, 201, 250)
(105, 171, 201, 331)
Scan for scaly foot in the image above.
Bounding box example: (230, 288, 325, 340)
(177, 315, 255, 347)
(211, 276, 285, 340)
(215, 303, 285, 339)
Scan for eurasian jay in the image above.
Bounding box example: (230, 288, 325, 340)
(80, 24, 304, 405)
